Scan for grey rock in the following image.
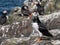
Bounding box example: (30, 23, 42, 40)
(39, 12, 60, 29)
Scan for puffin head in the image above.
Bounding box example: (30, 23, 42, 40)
(2, 10, 7, 15)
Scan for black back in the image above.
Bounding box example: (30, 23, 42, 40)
(0, 15, 7, 25)
(34, 16, 53, 37)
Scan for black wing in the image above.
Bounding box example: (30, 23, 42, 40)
(37, 16, 53, 37)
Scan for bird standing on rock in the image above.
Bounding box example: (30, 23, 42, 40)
(21, 4, 31, 16)
(0, 10, 8, 25)
(29, 11, 53, 43)
(30, 10, 53, 37)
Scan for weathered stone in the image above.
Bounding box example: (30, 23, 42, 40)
(39, 12, 60, 30)
(48, 18, 60, 29)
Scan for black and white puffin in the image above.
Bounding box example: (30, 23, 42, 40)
(0, 10, 8, 25)
(31, 11, 53, 37)
(21, 4, 31, 16)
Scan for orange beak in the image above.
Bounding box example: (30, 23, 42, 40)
(29, 14, 32, 18)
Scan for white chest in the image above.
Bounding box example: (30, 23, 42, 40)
(32, 22, 42, 37)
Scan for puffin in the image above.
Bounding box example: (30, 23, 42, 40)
(21, 4, 31, 16)
(0, 10, 8, 25)
(31, 14, 53, 43)
(31, 11, 53, 37)
(36, 16, 53, 37)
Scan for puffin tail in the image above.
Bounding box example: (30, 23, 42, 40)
(39, 28, 53, 37)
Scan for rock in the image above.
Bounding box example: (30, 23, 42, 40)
(49, 29, 60, 36)
(10, 7, 21, 16)
(48, 17, 60, 29)
(0, 16, 60, 45)
(39, 12, 60, 29)
(44, 0, 60, 14)
(51, 40, 60, 45)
